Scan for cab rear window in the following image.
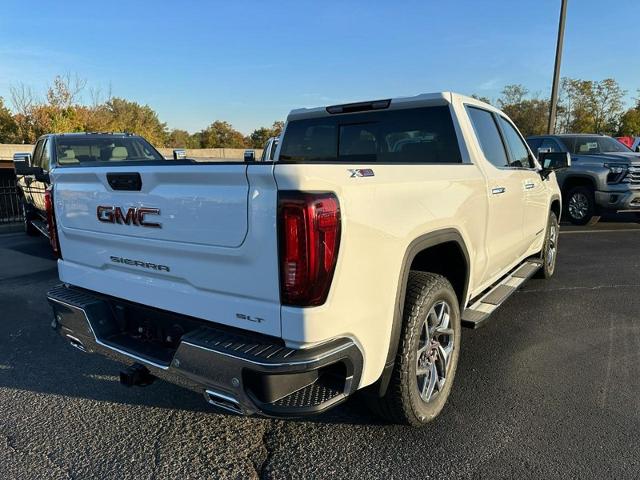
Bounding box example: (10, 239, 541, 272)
(55, 137, 164, 165)
(279, 106, 462, 163)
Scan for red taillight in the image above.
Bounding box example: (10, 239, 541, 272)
(279, 192, 341, 306)
(44, 188, 61, 259)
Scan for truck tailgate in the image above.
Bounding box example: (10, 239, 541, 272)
(51, 164, 282, 337)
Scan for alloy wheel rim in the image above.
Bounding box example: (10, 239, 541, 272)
(547, 222, 557, 269)
(416, 300, 454, 403)
(568, 193, 588, 220)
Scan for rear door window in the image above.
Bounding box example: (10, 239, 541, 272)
(466, 107, 509, 168)
(279, 106, 462, 164)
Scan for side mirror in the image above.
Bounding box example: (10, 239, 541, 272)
(13, 153, 32, 175)
(244, 149, 255, 162)
(539, 151, 571, 178)
(173, 149, 187, 160)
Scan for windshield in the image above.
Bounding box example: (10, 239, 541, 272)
(560, 136, 632, 155)
(55, 136, 165, 165)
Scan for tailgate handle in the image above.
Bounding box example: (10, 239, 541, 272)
(107, 172, 142, 191)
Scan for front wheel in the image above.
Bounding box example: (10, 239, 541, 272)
(565, 186, 599, 225)
(535, 211, 559, 279)
(368, 272, 461, 426)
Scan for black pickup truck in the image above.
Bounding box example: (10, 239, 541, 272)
(13, 133, 165, 250)
(527, 134, 640, 225)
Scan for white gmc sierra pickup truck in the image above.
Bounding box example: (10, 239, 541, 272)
(46, 93, 569, 426)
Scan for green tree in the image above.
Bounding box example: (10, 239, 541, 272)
(618, 108, 640, 136)
(557, 78, 625, 135)
(247, 121, 284, 148)
(0, 97, 18, 143)
(498, 84, 528, 107)
(93, 98, 167, 146)
(166, 129, 192, 148)
(200, 121, 246, 148)
(592, 78, 625, 134)
(497, 85, 549, 137)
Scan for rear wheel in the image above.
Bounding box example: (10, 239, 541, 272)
(368, 272, 461, 426)
(565, 186, 599, 225)
(22, 202, 38, 236)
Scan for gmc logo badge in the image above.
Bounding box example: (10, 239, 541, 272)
(97, 206, 161, 228)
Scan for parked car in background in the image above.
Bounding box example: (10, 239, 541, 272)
(615, 136, 640, 152)
(616, 136, 634, 149)
(13, 132, 166, 253)
(46, 93, 568, 426)
(527, 134, 640, 225)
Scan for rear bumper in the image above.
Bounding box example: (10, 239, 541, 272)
(47, 284, 363, 417)
(595, 189, 640, 212)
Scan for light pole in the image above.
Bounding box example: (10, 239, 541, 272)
(548, 0, 568, 134)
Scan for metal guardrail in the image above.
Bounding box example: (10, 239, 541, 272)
(0, 171, 23, 224)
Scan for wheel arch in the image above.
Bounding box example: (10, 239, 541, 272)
(561, 174, 597, 194)
(374, 228, 470, 396)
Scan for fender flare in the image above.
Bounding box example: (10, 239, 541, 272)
(374, 228, 470, 396)
(560, 173, 599, 192)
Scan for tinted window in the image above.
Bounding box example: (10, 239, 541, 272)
(467, 107, 509, 168)
(269, 138, 279, 160)
(540, 138, 562, 152)
(32, 139, 45, 168)
(558, 137, 575, 152)
(54, 136, 164, 165)
(571, 136, 631, 154)
(498, 117, 534, 168)
(41, 139, 51, 170)
(526, 137, 543, 152)
(279, 106, 462, 163)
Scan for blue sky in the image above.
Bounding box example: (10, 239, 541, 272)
(1, 0, 638, 134)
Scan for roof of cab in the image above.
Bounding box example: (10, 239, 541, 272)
(37, 132, 140, 141)
(286, 92, 494, 121)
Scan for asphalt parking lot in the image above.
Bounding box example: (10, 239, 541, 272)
(2, 219, 640, 479)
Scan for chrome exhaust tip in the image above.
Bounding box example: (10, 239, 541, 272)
(204, 389, 243, 415)
(65, 334, 86, 352)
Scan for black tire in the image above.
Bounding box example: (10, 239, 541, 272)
(535, 211, 559, 279)
(367, 272, 461, 426)
(22, 202, 39, 237)
(565, 186, 599, 226)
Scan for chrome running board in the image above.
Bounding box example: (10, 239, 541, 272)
(461, 259, 541, 329)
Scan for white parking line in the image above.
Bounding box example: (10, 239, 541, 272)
(560, 228, 640, 234)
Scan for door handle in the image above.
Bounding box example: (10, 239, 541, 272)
(491, 187, 506, 195)
(524, 182, 535, 190)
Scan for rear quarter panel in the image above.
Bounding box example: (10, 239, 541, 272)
(274, 162, 488, 387)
